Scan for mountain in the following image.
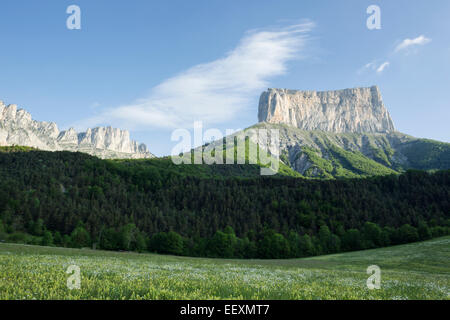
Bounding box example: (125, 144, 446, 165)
(258, 86, 395, 133)
(251, 86, 450, 178)
(0, 90, 448, 260)
(0, 101, 153, 159)
(2, 85, 449, 176)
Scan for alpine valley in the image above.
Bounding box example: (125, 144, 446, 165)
(0, 86, 449, 262)
(2, 85, 448, 178)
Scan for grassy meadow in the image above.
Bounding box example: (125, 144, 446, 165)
(0, 237, 449, 300)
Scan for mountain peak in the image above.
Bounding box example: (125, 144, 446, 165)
(258, 86, 395, 133)
(0, 100, 154, 159)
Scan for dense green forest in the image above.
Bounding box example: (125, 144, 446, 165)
(0, 147, 449, 259)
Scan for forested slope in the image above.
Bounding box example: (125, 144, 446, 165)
(0, 147, 449, 259)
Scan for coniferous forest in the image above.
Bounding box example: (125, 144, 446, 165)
(0, 147, 449, 259)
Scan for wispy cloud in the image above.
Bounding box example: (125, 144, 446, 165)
(79, 22, 314, 130)
(376, 61, 390, 74)
(359, 35, 431, 75)
(394, 35, 431, 53)
(361, 61, 376, 72)
(358, 60, 389, 75)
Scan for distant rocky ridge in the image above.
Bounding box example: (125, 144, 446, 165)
(0, 101, 153, 159)
(258, 86, 395, 133)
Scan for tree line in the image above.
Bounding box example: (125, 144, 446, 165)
(0, 149, 449, 259)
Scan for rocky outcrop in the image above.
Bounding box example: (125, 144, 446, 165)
(0, 101, 153, 159)
(258, 86, 395, 133)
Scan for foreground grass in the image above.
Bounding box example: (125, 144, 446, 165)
(0, 237, 449, 300)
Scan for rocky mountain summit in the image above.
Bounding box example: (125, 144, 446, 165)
(0, 101, 153, 159)
(250, 85, 449, 178)
(258, 86, 395, 133)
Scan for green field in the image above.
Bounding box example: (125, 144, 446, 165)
(0, 237, 449, 300)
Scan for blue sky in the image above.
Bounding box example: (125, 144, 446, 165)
(0, 0, 449, 155)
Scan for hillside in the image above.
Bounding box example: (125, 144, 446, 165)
(244, 123, 450, 178)
(0, 148, 448, 259)
(0, 237, 448, 299)
(0, 145, 300, 178)
(197, 122, 450, 179)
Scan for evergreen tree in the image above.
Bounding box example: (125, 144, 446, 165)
(398, 224, 419, 243)
(70, 225, 91, 248)
(41, 231, 53, 246)
(299, 234, 314, 256)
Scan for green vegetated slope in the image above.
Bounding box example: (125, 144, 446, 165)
(396, 138, 450, 170)
(185, 133, 302, 177)
(0, 145, 299, 179)
(0, 237, 448, 299)
(250, 123, 450, 179)
(0, 148, 449, 260)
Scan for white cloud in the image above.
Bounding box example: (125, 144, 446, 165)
(359, 35, 431, 76)
(79, 22, 314, 130)
(358, 60, 389, 75)
(358, 61, 376, 74)
(364, 62, 376, 69)
(376, 61, 390, 74)
(394, 35, 431, 53)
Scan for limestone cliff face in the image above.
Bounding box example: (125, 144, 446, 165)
(258, 86, 395, 133)
(0, 101, 153, 159)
